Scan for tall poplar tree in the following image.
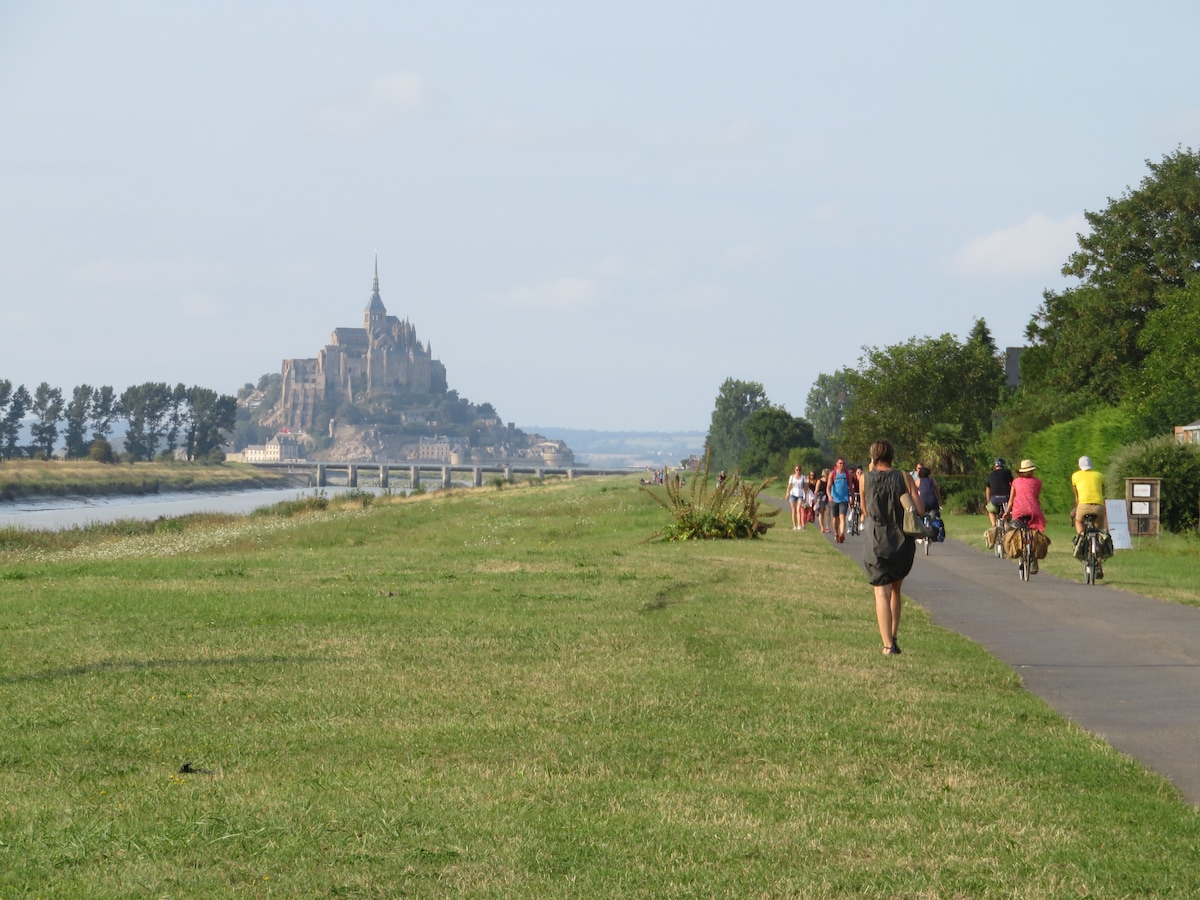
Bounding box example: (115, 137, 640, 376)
(705, 378, 769, 473)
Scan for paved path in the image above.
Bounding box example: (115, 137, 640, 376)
(820, 524, 1200, 805)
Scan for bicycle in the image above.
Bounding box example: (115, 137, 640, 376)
(916, 511, 939, 555)
(846, 496, 861, 537)
(1013, 515, 1036, 581)
(1080, 513, 1104, 585)
(993, 513, 1009, 559)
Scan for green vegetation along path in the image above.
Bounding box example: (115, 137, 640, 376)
(825, 528, 1200, 805)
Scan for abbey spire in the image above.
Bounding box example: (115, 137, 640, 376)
(365, 251, 387, 331)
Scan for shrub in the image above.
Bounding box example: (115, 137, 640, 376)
(1021, 406, 1143, 514)
(255, 490, 330, 517)
(641, 454, 778, 540)
(936, 474, 985, 515)
(88, 439, 117, 464)
(339, 488, 374, 508)
(1108, 436, 1200, 533)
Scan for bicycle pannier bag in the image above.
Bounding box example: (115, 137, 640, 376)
(1003, 527, 1024, 559)
(1031, 530, 1051, 560)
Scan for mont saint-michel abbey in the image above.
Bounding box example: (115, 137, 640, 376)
(279, 260, 447, 433)
(259, 260, 574, 467)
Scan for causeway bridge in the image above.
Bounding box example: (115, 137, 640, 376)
(247, 461, 639, 489)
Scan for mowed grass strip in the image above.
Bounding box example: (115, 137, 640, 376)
(2, 477, 1199, 898)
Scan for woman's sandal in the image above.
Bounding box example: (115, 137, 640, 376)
(891, 638, 901, 655)
(882, 645, 896, 656)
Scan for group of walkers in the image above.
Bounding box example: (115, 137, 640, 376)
(790, 441, 1107, 658)
(787, 460, 865, 541)
(855, 447, 1108, 658)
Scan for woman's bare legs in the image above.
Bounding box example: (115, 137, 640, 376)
(874, 579, 903, 652)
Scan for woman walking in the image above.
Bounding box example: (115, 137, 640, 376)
(862, 440, 924, 656)
(814, 468, 831, 533)
(786, 465, 807, 530)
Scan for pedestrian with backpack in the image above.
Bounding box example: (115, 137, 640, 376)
(828, 458, 852, 543)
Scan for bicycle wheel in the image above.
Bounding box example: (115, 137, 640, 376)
(994, 521, 1006, 559)
(1022, 537, 1033, 581)
(1086, 533, 1100, 585)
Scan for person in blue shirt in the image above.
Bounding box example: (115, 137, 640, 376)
(828, 457, 853, 543)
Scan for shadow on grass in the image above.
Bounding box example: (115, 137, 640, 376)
(0, 653, 329, 685)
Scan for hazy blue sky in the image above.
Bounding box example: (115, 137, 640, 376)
(3, 1, 1199, 432)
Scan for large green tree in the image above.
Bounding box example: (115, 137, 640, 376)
(805, 368, 854, 457)
(183, 386, 237, 460)
(1023, 147, 1200, 417)
(89, 385, 117, 443)
(29, 382, 64, 459)
(63, 384, 94, 459)
(838, 329, 1004, 466)
(0, 383, 31, 458)
(119, 382, 175, 462)
(705, 378, 769, 473)
(1128, 280, 1200, 429)
(739, 406, 816, 478)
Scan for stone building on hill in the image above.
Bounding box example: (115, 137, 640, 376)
(278, 259, 447, 432)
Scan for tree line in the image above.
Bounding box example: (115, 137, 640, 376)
(0, 380, 237, 463)
(706, 147, 1200, 529)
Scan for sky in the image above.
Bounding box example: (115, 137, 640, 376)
(3, 1, 1200, 434)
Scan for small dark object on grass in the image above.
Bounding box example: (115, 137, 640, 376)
(179, 761, 213, 775)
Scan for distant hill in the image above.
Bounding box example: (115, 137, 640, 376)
(522, 428, 705, 470)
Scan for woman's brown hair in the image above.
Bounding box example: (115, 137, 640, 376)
(868, 439, 895, 465)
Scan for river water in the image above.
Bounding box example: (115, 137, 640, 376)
(0, 486, 390, 531)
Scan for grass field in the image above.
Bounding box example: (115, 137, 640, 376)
(3, 477, 1200, 897)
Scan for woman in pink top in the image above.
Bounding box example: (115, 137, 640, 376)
(1008, 459, 1046, 532)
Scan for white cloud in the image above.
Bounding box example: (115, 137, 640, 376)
(946, 213, 1087, 278)
(301, 72, 431, 140)
(482, 276, 600, 312)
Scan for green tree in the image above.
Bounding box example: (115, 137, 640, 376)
(839, 333, 1002, 465)
(917, 423, 969, 474)
(63, 384, 94, 459)
(740, 406, 816, 478)
(89, 386, 116, 442)
(805, 368, 854, 457)
(88, 437, 117, 464)
(1, 383, 31, 458)
(1023, 147, 1200, 415)
(1128, 280, 1200, 430)
(705, 378, 769, 473)
(962, 318, 1005, 440)
(29, 382, 65, 459)
(0, 380, 14, 459)
(119, 382, 174, 462)
(183, 386, 237, 460)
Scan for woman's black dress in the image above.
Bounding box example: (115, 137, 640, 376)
(862, 468, 915, 586)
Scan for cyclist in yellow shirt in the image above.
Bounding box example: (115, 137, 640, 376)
(1071, 455, 1106, 535)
